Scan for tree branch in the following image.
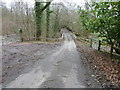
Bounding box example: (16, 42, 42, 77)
(40, 2, 51, 13)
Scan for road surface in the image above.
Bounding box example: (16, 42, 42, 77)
(5, 29, 88, 88)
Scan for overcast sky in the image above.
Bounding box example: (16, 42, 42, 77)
(3, 0, 86, 8)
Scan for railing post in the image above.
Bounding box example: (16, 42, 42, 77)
(110, 43, 114, 59)
(98, 40, 101, 51)
(90, 39, 92, 48)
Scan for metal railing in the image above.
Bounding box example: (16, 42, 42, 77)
(0, 34, 20, 45)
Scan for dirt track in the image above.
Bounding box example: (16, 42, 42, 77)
(2, 42, 61, 87)
(2, 29, 101, 88)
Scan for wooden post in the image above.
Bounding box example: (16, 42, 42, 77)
(90, 39, 92, 48)
(98, 40, 101, 51)
(19, 28, 23, 42)
(110, 43, 113, 59)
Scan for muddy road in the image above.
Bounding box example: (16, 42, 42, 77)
(3, 29, 101, 88)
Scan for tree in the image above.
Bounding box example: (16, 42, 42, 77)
(35, 2, 42, 40)
(54, 7, 60, 37)
(46, 3, 50, 38)
(35, 1, 51, 40)
(78, 2, 120, 54)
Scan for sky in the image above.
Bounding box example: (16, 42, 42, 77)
(2, 0, 120, 7)
(3, 0, 86, 8)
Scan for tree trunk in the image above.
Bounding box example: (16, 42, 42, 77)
(114, 42, 120, 54)
(54, 8, 59, 37)
(35, 2, 42, 40)
(46, 3, 50, 38)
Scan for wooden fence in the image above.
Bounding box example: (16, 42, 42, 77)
(78, 37, 120, 59)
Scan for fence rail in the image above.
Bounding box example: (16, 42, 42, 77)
(78, 37, 120, 58)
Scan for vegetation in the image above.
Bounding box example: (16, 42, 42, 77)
(0, 0, 64, 41)
(1, 0, 120, 51)
(1, 1, 36, 40)
(78, 1, 120, 54)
